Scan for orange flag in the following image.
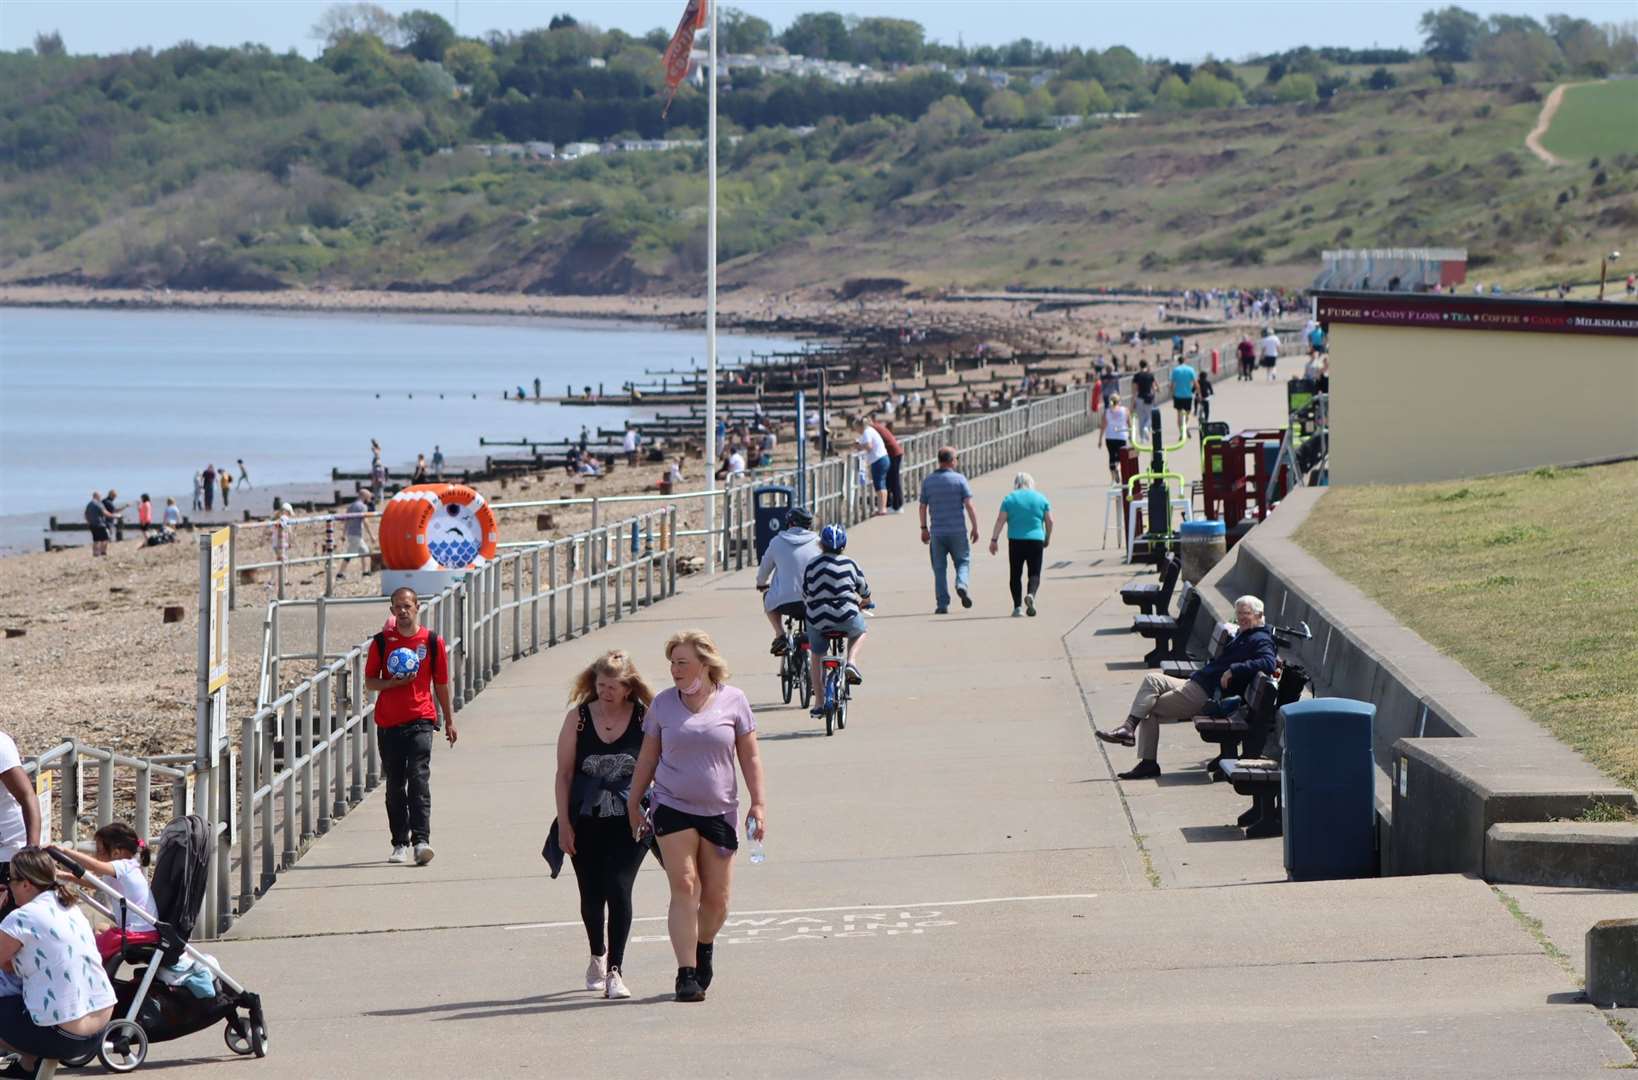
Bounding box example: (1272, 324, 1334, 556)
(661, 0, 706, 117)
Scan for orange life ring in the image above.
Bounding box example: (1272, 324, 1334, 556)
(378, 484, 498, 571)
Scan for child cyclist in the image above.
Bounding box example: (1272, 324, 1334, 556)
(53, 822, 159, 960)
(801, 524, 873, 719)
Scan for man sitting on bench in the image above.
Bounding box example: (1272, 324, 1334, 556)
(1095, 595, 1276, 779)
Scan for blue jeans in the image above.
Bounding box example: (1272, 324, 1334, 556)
(929, 532, 971, 610)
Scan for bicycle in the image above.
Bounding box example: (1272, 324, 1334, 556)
(818, 631, 853, 737)
(779, 612, 813, 709)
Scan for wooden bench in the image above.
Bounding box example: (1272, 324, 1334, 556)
(1133, 584, 1201, 667)
(1160, 620, 1236, 678)
(1195, 671, 1277, 780)
(1120, 552, 1180, 616)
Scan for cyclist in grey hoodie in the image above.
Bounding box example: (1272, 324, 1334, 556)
(756, 507, 821, 655)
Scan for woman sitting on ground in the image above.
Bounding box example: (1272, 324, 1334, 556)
(0, 847, 117, 1074)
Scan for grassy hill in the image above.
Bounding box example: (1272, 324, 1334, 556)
(1539, 78, 1638, 161)
(2, 62, 1632, 294)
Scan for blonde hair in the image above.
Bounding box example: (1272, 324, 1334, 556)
(568, 649, 655, 708)
(9, 847, 74, 907)
(664, 629, 730, 687)
(1013, 472, 1035, 490)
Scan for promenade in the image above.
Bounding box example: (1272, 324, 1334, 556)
(155, 374, 1633, 1077)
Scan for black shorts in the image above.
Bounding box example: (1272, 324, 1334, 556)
(652, 803, 738, 852)
(1173, 397, 1193, 412)
(772, 601, 806, 622)
(89, 526, 110, 543)
(1105, 438, 1127, 466)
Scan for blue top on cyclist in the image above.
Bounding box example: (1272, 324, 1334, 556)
(756, 506, 820, 657)
(802, 524, 872, 718)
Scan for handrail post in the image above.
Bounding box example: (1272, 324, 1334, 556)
(60, 742, 80, 846)
(529, 548, 541, 654)
(239, 715, 255, 915)
(316, 687, 333, 835)
(598, 528, 610, 628)
(301, 679, 316, 842)
(357, 652, 378, 787)
(134, 762, 151, 840)
(491, 561, 503, 678)
(547, 541, 559, 646)
(96, 752, 115, 827)
(228, 524, 238, 611)
(316, 594, 328, 668)
(347, 670, 363, 806)
(259, 711, 276, 895)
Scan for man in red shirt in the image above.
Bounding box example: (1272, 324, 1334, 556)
(365, 587, 457, 865)
(872, 417, 905, 513)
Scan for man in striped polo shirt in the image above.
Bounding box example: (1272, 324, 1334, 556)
(802, 524, 872, 720)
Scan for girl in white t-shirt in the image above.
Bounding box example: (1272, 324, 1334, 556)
(1099, 393, 1131, 484)
(53, 822, 159, 960)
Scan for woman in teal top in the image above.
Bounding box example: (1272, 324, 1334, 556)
(987, 472, 1055, 617)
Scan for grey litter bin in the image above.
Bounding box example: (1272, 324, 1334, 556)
(1179, 518, 1227, 585)
(752, 485, 795, 563)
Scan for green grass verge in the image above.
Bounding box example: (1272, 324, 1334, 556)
(1295, 460, 1638, 792)
(1540, 79, 1638, 161)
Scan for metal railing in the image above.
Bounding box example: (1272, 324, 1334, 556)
(219, 505, 677, 935)
(20, 742, 194, 848)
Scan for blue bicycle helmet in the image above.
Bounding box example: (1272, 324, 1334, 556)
(819, 524, 847, 552)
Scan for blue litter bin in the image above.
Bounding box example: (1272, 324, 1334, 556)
(1281, 697, 1376, 881)
(752, 485, 795, 563)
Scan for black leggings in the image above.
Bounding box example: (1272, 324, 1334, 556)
(568, 815, 648, 969)
(1008, 539, 1044, 608)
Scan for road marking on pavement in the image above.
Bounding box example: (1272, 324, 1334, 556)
(502, 892, 1099, 933)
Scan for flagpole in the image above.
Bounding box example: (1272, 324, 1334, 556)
(703, 0, 718, 572)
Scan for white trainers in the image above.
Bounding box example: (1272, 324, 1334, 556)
(586, 954, 608, 992)
(387, 845, 410, 864)
(413, 842, 435, 866)
(1011, 607, 1023, 617)
(604, 968, 630, 999)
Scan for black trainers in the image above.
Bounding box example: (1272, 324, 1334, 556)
(675, 966, 705, 1002)
(695, 942, 715, 990)
(957, 586, 972, 609)
(1118, 759, 1161, 780)
(770, 636, 788, 657)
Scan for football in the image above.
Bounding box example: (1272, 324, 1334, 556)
(386, 647, 421, 678)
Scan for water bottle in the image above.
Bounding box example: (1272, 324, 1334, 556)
(746, 813, 766, 864)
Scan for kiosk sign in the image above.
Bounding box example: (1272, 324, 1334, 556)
(208, 527, 230, 692)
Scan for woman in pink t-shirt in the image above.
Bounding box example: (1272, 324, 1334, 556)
(628, 629, 767, 1003)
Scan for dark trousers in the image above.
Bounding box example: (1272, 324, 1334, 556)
(569, 815, 649, 970)
(1008, 538, 1045, 608)
(886, 455, 904, 510)
(378, 721, 434, 845)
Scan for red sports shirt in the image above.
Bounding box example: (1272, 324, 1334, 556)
(365, 626, 449, 729)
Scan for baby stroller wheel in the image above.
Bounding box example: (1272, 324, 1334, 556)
(61, 1050, 97, 1068)
(249, 1018, 269, 1058)
(98, 1018, 149, 1073)
(225, 1020, 253, 1056)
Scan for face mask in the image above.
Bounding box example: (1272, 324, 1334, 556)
(679, 675, 704, 695)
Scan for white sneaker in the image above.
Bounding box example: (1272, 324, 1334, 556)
(387, 845, 410, 864)
(604, 968, 630, 999)
(586, 954, 608, 992)
(1012, 607, 1023, 617)
(413, 842, 435, 866)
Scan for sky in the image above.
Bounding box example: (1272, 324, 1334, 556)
(1, 0, 1632, 62)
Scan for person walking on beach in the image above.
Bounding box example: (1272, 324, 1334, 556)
(236, 458, 252, 490)
(623, 424, 641, 467)
(191, 472, 204, 512)
(431, 446, 445, 481)
(627, 630, 767, 1003)
(988, 472, 1054, 618)
(1259, 328, 1281, 382)
(1131, 361, 1157, 443)
(412, 454, 428, 485)
(201, 464, 216, 511)
(873, 418, 904, 512)
(364, 588, 457, 866)
(340, 490, 374, 577)
(1196, 368, 1214, 426)
(1170, 357, 1197, 439)
(553, 651, 655, 1001)
(1099, 393, 1131, 485)
(919, 447, 979, 614)
(101, 490, 127, 543)
(218, 469, 233, 509)
(855, 417, 890, 517)
(0, 727, 43, 915)
(136, 494, 153, 537)
(371, 459, 388, 498)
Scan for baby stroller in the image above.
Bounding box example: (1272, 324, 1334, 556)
(47, 815, 267, 1073)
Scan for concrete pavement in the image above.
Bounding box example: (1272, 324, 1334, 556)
(147, 372, 1634, 1077)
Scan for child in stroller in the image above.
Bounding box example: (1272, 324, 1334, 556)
(42, 816, 266, 1072)
(52, 823, 160, 963)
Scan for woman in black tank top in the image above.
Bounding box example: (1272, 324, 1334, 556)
(554, 651, 656, 999)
